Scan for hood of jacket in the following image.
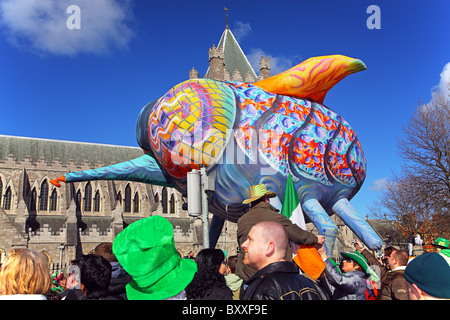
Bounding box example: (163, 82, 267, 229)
(111, 262, 127, 278)
(225, 273, 243, 291)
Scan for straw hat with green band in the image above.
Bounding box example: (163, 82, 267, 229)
(112, 215, 197, 300)
(340, 251, 380, 282)
(242, 184, 277, 204)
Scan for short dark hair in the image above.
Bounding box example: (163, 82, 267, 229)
(75, 254, 112, 299)
(227, 255, 238, 273)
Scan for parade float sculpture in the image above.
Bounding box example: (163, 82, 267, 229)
(51, 55, 383, 254)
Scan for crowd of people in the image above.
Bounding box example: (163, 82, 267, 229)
(0, 183, 449, 301)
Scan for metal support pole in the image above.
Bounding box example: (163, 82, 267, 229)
(58, 244, 65, 276)
(200, 166, 210, 249)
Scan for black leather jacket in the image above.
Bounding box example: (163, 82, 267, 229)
(242, 261, 328, 300)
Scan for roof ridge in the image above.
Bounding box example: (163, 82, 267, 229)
(0, 134, 140, 149)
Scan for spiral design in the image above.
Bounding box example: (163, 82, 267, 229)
(147, 79, 236, 179)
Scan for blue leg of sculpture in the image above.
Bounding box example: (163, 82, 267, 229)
(332, 198, 383, 250)
(302, 198, 338, 256)
(51, 153, 174, 188)
(209, 214, 225, 249)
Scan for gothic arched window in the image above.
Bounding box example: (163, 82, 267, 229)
(3, 186, 11, 211)
(94, 191, 100, 212)
(133, 192, 139, 214)
(170, 194, 175, 214)
(50, 189, 57, 211)
(124, 184, 131, 213)
(39, 180, 48, 211)
(162, 187, 168, 214)
(84, 182, 92, 212)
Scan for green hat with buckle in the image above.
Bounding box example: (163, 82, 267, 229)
(113, 215, 197, 300)
(432, 237, 450, 249)
(340, 251, 380, 282)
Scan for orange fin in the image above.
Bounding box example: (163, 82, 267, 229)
(253, 55, 366, 103)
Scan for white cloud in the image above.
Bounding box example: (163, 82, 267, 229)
(420, 62, 450, 112)
(436, 62, 450, 100)
(368, 177, 388, 192)
(247, 48, 302, 76)
(0, 0, 134, 56)
(231, 21, 252, 42)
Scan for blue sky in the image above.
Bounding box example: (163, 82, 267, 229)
(1, 0, 449, 219)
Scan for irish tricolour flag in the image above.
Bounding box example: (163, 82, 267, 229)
(281, 173, 306, 230)
(281, 173, 306, 258)
(281, 174, 326, 279)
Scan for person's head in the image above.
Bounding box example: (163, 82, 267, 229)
(340, 251, 370, 275)
(94, 242, 117, 263)
(227, 255, 239, 274)
(0, 249, 52, 295)
(185, 249, 227, 299)
(74, 254, 112, 299)
(195, 249, 226, 276)
(341, 257, 362, 273)
(404, 252, 450, 300)
(386, 249, 408, 270)
(381, 246, 396, 268)
(241, 221, 288, 271)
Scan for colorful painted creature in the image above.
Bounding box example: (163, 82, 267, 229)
(51, 55, 383, 254)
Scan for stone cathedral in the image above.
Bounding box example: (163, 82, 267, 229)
(0, 26, 369, 269)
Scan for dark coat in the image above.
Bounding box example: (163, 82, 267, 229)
(236, 201, 318, 280)
(193, 284, 233, 300)
(60, 288, 85, 300)
(242, 261, 328, 300)
(109, 272, 132, 300)
(61, 288, 124, 300)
